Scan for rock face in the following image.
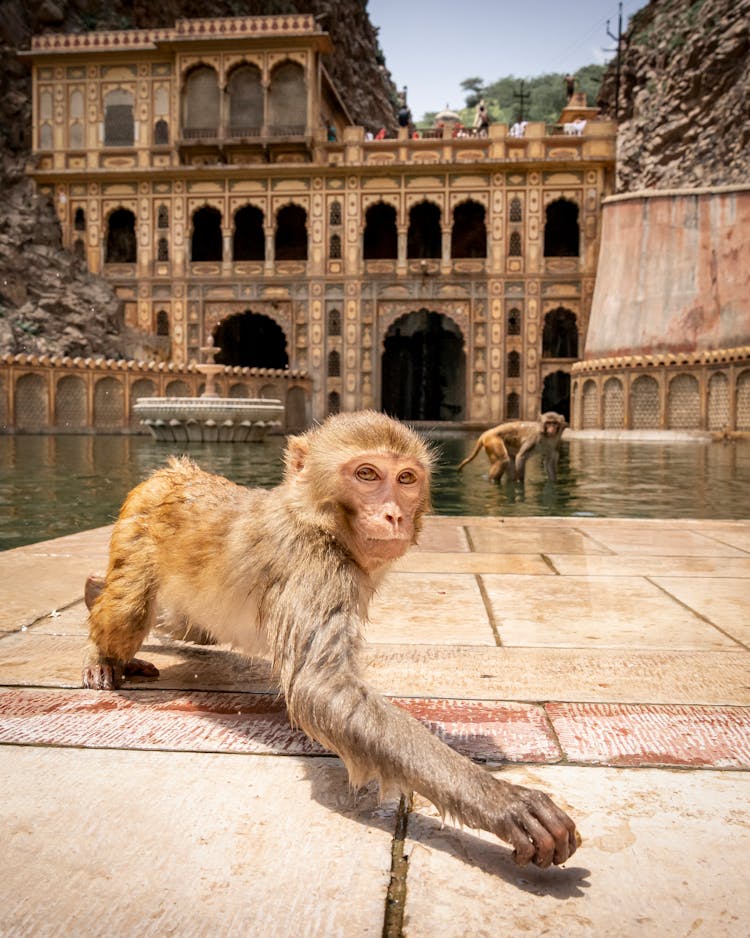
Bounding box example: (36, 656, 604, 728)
(598, 0, 750, 192)
(0, 0, 397, 359)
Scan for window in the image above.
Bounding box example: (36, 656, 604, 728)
(509, 197, 522, 223)
(329, 233, 342, 259)
(227, 65, 263, 135)
(275, 204, 307, 261)
(451, 200, 486, 258)
(544, 198, 580, 257)
(154, 119, 169, 144)
(508, 231, 522, 256)
(105, 208, 136, 263)
(157, 237, 169, 261)
(508, 350, 520, 378)
(407, 201, 441, 259)
(363, 202, 397, 260)
(104, 89, 135, 146)
(327, 350, 341, 377)
(183, 66, 220, 136)
(328, 309, 341, 336)
(329, 201, 342, 226)
(268, 61, 306, 134)
(507, 308, 521, 335)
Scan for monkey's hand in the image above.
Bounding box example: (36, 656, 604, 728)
(492, 782, 580, 868)
(82, 651, 159, 690)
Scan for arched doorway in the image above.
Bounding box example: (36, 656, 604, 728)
(381, 310, 465, 421)
(213, 311, 288, 369)
(542, 370, 571, 421)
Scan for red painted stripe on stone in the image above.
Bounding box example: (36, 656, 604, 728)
(547, 702, 750, 768)
(0, 689, 323, 756)
(393, 697, 560, 763)
(0, 689, 558, 763)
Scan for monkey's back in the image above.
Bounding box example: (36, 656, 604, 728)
(111, 457, 365, 659)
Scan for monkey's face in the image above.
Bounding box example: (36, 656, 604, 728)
(540, 412, 565, 437)
(336, 452, 428, 572)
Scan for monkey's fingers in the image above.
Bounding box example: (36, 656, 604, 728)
(506, 789, 579, 868)
(82, 662, 124, 690)
(123, 658, 160, 679)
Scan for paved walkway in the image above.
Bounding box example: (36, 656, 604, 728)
(1, 516, 749, 937)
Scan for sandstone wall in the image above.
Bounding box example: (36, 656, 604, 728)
(584, 186, 750, 360)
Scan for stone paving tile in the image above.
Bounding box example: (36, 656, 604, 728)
(547, 553, 750, 578)
(467, 524, 611, 555)
(0, 631, 278, 692)
(0, 745, 395, 938)
(412, 520, 470, 552)
(481, 574, 738, 649)
(403, 765, 750, 938)
(579, 525, 750, 557)
(688, 522, 750, 553)
(395, 551, 554, 575)
(0, 527, 110, 630)
(3, 598, 89, 635)
(361, 645, 750, 705)
(650, 576, 750, 646)
(367, 572, 495, 645)
(547, 702, 750, 768)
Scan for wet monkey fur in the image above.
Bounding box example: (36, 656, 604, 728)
(457, 412, 566, 483)
(83, 410, 578, 868)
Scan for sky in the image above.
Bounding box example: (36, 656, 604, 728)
(366, 0, 648, 120)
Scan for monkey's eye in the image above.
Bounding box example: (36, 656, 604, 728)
(397, 469, 418, 484)
(355, 465, 380, 481)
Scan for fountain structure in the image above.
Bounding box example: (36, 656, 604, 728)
(134, 339, 284, 442)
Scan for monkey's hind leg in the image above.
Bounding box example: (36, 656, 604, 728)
(82, 547, 160, 690)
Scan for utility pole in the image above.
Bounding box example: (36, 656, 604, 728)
(513, 80, 529, 122)
(605, 1, 624, 119)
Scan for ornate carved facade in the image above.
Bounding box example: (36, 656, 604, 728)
(25, 15, 616, 425)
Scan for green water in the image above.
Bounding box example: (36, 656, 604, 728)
(1, 433, 749, 551)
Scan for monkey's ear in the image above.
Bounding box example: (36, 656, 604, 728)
(284, 435, 310, 480)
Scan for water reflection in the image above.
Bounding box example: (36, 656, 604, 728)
(1, 432, 749, 551)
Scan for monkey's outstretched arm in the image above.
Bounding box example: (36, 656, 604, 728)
(283, 613, 578, 869)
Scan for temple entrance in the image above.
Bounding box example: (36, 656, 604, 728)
(542, 370, 571, 421)
(212, 311, 288, 368)
(381, 310, 465, 421)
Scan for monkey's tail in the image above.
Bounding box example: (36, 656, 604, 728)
(456, 437, 483, 472)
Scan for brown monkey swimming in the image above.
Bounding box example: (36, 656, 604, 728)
(83, 410, 578, 869)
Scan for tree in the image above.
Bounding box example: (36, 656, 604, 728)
(460, 77, 486, 108)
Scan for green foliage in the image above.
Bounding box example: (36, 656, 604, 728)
(450, 65, 606, 125)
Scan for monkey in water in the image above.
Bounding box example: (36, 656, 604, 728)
(82, 410, 578, 868)
(457, 411, 566, 483)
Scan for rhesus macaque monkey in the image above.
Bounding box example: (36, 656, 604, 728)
(82, 411, 577, 868)
(457, 411, 566, 483)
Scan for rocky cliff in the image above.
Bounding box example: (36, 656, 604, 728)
(598, 0, 750, 192)
(0, 0, 397, 359)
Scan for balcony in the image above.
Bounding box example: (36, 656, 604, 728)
(177, 124, 311, 165)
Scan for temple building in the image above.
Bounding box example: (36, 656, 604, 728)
(24, 14, 616, 427)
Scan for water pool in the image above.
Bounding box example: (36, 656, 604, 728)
(1, 432, 749, 551)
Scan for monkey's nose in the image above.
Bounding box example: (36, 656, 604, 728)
(383, 505, 404, 531)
